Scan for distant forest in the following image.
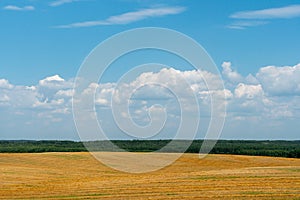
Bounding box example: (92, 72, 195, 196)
(0, 140, 299, 158)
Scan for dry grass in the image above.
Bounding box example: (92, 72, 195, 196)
(0, 152, 299, 199)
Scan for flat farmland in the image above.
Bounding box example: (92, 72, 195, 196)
(0, 152, 299, 199)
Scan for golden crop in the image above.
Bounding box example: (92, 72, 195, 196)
(0, 152, 299, 199)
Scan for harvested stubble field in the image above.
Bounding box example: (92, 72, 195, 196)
(0, 152, 299, 199)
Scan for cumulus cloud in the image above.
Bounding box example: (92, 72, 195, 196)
(55, 89, 74, 98)
(234, 83, 264, 99)
(220, 62, 300, 120)
(0, 74, 75, 129)
(256, 63, 300, 96)
(0, 94, 10, 106)
(2, 64, 300, 119)
(39, 75, 71, 89)
(0, 79, 13, 89)
(221, 62, 244, 84)
(1, 63, 300, 139)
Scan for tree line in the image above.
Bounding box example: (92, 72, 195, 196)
(0, 140, 299, 158)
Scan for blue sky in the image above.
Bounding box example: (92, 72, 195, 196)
(0, 0, 300, 140)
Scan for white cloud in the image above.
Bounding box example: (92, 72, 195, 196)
(0, 94, 10, 105)
(245, 74, 259, 85)
(3, 5, 35, 11)
(39, 75, 72, 89)
(55, 6, 186, 28)
(39, 75, 64, 85)
(228, 4, 300, 29)
(49, 0, 79, 7)
(95, 83, 115, 107)
(268, 104, 294, 118)
(51, 108, 70, 114)
(256, 63, 300, 96)
(227, 20, 269, 29)
(0, 85, 41, 108)
(234, 83, 263, 99)
(221, 62, 243, 84)
(55, 89, 74, 97)
(11, 65, 295, 123)
(220, 62, 300, 120)
(230, 4, 300, 19)
(1, 63, 300, 139)
(0, 79, 13, 89)
(33, 98, 65, 109)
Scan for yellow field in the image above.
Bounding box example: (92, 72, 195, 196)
(0, 152, 299, 199)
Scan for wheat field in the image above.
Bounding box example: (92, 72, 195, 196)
(0, 152, 299, 199)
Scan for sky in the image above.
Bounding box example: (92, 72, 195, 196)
(0, 0, 300, 140)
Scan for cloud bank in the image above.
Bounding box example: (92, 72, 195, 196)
(1, 62, 299, 139)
